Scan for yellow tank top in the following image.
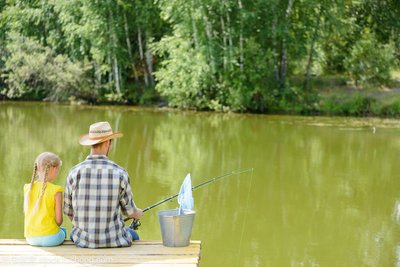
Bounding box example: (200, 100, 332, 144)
(24, 181, 63, 237)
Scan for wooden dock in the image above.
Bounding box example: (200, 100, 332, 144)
(0, 239, 201, 266)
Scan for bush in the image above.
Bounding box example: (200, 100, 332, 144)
(344, 31, 396, 86)
(1, 33, 95, 101)
(380, 100, 400, 117)
(321, 94, 378, 116)
(122, 81, 161, 105)
(345, 94, 377, 116)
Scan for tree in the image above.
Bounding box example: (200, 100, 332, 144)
(0, 0, 399, 111)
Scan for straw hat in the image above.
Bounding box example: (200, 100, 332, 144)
(79, 121, 123, 146)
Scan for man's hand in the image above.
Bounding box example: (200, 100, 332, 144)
(130, 208, 144, 220)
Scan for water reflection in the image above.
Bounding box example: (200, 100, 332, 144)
(393, 201, 400, 223)
(0, 102, 399, 266)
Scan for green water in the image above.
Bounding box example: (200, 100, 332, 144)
(1, 102, 400, 266)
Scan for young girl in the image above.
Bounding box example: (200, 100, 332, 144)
(24, 152, 65, 246)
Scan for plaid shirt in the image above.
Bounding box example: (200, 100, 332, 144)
(64, 154, 137, 248)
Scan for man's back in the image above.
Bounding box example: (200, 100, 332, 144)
(64, 154, 137, 248)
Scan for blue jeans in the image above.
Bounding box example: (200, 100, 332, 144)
(127, 228, 140, 241)
(26, 227, 66, 247)
(69, 228, 139, 242)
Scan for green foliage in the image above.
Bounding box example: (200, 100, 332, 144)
(344, 31, 396, 86)
(320, 94, 400, 118)
(138, 86, 160, 105)
(122, 82, 159, 105)
(224, 39, 278, 112)
(379, 99, 400, 117)
(1, 34, 94, 101)
(0, 0, 399, 116)
(153, 35, 213, 109)
(103, 92, 125, 104)
(345, 95, 378, 116)
(320, 94, 378, 116)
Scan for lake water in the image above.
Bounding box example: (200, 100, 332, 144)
(1, 101, 400, 266)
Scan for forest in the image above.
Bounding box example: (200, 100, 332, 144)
(0, 0, 399, 115)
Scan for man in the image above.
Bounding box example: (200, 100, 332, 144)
(64, 121, 143, 248)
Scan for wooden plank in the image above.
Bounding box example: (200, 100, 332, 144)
(0, 239, 201, 266)
(1, 266, 195, 267)
(1, 263, 198, 267)
(1, 255, 199, 264)
(0, 245, 200, 255)
(0, 240, 201, 246)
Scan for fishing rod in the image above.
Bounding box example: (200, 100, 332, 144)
(124, 168, 254, 230)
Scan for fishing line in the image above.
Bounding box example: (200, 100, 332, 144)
(236, 167, 254, 267)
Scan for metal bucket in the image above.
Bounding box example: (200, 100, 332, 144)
(158, 208, 196, 247)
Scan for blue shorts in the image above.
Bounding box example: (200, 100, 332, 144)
(26, 227, 66, 247)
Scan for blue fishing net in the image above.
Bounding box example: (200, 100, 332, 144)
(178, 173, 194, 213)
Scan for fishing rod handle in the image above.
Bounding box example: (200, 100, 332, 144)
(129, 219, 141, 230)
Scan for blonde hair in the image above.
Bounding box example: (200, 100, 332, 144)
(24, 152, 62, 214)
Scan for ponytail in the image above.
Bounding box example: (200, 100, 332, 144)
(24, 163, 37, 214)
(32, 165, 49, 214)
